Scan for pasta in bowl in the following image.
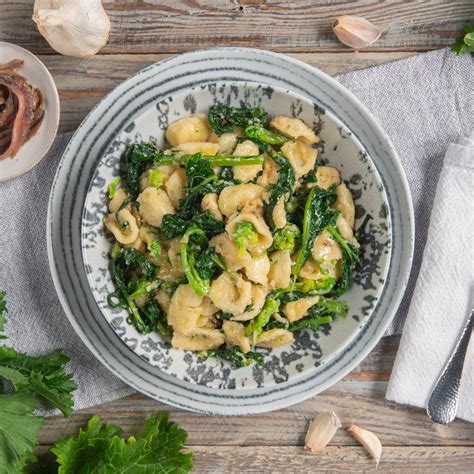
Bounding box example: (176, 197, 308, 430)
(103, 104, 368, 368)
(82, 81, 392, 388)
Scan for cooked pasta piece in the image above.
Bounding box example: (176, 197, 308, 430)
(333, 183, 356, 228)
(270, 115, 318, 144)
(108, 188, 128, 213)
(256, 156, 279, 187)
(232, 140, 263, 182)
(137, 187, 175, 227)
(256, 328, 294, 348)
(312, 229, 343, 263)
(315, 166, 341, 190)
(167, 237, 185, 277)
(172, 329, 225, 351)
(218, 183, 264, 217)
(281, 139, 317, 179)
(173, 141, 219, 155)
(168, 284, 204, 334)
(222, 320, 251, 353)
(209, 233, 251, 271)
(232, 285, 267, 322)
(155, 289, 170, 313)
(166, 114, 210, 146)
(272, 196, 287, 229)
(201, 193, 223, 221)
(208, 272, 252, 314)
(244, 254, 270, 285)
(336, 215, 359, 245)
(283, 296, 320, 323)
(104, 209, 139, 245)
(208, 131, 239, 153)
(268, 250, 292, 289)
(164, 168, 187, 209)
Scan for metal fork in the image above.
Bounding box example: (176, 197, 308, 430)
(426, 305, 474, 424)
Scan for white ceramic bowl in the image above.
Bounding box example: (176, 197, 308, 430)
(48, 48, 414, 414)
(0, 42, 59, 182)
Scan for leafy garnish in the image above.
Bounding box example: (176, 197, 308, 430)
(107, 177, 121, 199)
(244, 124, 288, 145)
(292, 186, 339, 276)
(451, 24, 474, 55)
(208, 104, 268, 135)
(245, 298, 280, 343)
(160, 210, 224, 241)
(0, 347, 77, 417)
(207, 347, 264, 368)
(0, 392, 44, 472)
(51, 412, 193, 474)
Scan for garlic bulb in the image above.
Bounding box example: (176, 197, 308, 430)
(347, 424, 383, 467)
(304, 411, 341, 453)
(32, 0, 111, 57)
(333, 15, 384, 49)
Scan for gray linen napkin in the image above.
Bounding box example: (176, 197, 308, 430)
(0, 48, 472, 412)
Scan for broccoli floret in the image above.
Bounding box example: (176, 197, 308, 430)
(107, 177, 121, 199)
(147, 240, 161, 259)
(148, 169, 164, 188)
(271, 223, 300, 252)
(232, 221, 259, 255)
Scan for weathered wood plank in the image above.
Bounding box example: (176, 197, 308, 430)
(33, 445, 474, 472)
(37, 378, 474, 447)
(1, 1, 470, 54)
(36, 52, 415, 133)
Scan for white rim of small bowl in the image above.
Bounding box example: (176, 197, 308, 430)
(0, 41, 60, 182)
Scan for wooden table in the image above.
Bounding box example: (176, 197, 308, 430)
(2, 1, 473, 471)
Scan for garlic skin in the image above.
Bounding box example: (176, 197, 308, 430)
(304, 411, 341, 453)
(32, 0, 111, 57)
(333, 15, 384, 49)
(347, 424, 383, 467)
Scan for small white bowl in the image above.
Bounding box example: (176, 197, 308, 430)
(0, 42, 60, 182)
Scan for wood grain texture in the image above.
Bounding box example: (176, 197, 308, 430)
(37, 51, 416, 133)
(1, 1, 471, 54)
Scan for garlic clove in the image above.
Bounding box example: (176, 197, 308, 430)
(304, 411, 342, 453)
(32, 0, 111, 58)
(333, 15, 384, 49)
(347, 424, 383, 467)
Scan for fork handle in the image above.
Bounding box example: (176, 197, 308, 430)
(426, 309, 474, 424)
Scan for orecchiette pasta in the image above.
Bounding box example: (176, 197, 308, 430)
(281, 139, 317, 179)
(222, 320, 251, 353)
(268, 250, 292, 289)
(270, 115, 318, 144)
(283, 296, 320, 323)
(105, 104, 361, 365)
(166, 115, 210, 146)
(218, 183, 264, 217)
(256, 328, 294, 348)
(208, 272, 252, 315)
(137, 187, 175, 227)
(333, 183, 356, 228)
(164, 168, 187, 209)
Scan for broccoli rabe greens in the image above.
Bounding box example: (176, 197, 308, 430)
(104, 104, 366, 368)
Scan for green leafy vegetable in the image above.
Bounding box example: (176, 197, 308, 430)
(244, 124, 288, 145)
(270, 223, 300, 252)
(148, 169, 164, 188)
(232, 221, 259, 255)
(208, 104, 268, 135)
(451, 24, 474, 54)
(271, 276, 337, 300)
(292, 186, 339, 276)
(0, 392, 44, 473)
(180, 227, 212, 296)
(160, 210, 224, 240)
(245, 298, 280, 342)
(107, 177, 121, 199)
(0, 347, 77, 417)
(51, 412, 193, 474)
(108, 248, 159, 333)
(327, 225, 360, 296)
(207, 347, 264, 368)
(195, 247, 225, 279)
(0, 291, 7, 339)
(147, 240, 162, 259)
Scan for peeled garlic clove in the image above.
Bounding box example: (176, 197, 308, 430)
(347, 424, 382, 467)
(32, 0, 111, 58)
(333, 15, 384, 49)
(304, 411, 341, 453)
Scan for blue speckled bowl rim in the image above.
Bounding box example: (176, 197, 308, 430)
(47, 47, 414, 415)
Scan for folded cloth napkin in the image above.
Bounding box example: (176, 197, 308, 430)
(386, 133, 474, 422)
(0, 48, 471, 413)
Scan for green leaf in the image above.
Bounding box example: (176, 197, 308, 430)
(107, 177, 121, 200)
(51, 413, 193, 474)
(451, 24, 474, 54)
(0, 347, 76, 417)
(0, 392, 44, 473)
